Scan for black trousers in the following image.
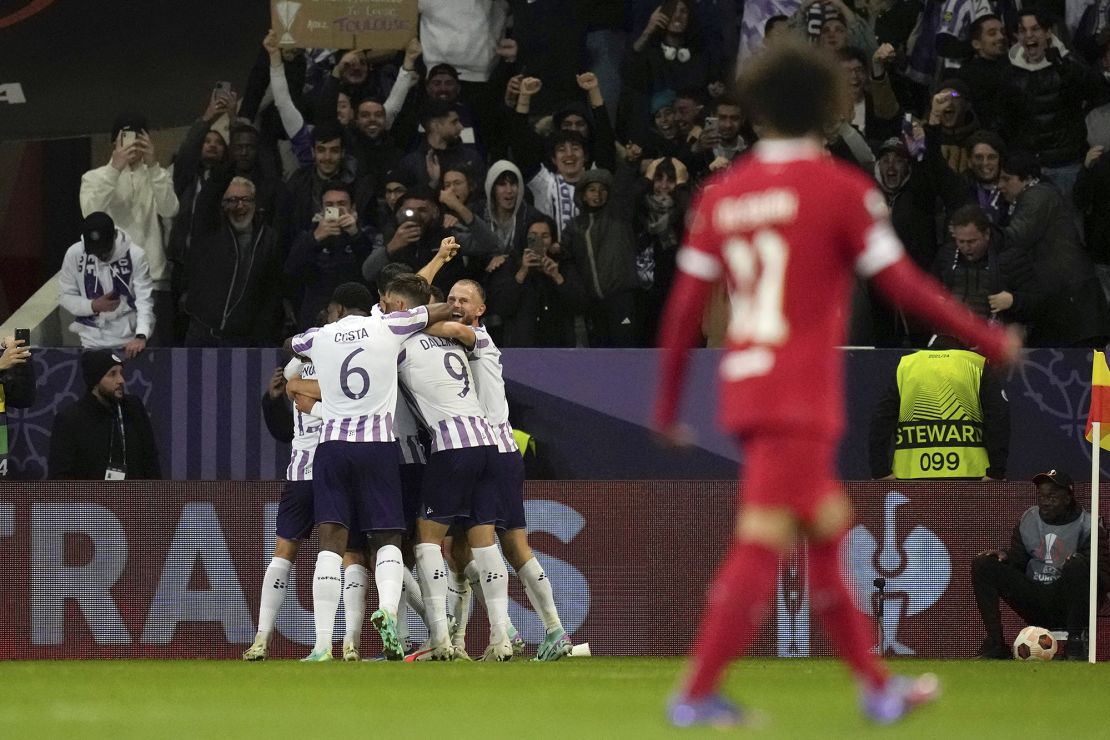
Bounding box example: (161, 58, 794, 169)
(585, 290, 638, 348)
(971, 553, 1094, 643)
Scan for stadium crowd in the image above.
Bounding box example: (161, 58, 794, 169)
(71, 0, 1110, 351)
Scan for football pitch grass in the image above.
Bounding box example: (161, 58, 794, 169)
(1, 657, 1105, 739)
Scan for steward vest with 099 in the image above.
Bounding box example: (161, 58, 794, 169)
(892, 349, 989, 479)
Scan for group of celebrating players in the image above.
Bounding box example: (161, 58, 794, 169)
(241, 241, 571, 663)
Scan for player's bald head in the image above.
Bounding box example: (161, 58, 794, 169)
(447, 279, 486, 325)
(451, 279, 486, 303)
(736, 40, 848, 138)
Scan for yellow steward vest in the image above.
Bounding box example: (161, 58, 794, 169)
(892, 349, 989, 479)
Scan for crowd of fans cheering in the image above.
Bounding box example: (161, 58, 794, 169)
(76, 0, 1110, 350)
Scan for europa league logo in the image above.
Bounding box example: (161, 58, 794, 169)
(275, 1, 301, 45)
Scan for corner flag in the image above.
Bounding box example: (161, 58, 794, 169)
(1084, 351, 1110, 451)
(1085, 351, 1107, 663)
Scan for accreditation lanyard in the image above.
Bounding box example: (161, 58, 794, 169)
(105, 403, 127, 480)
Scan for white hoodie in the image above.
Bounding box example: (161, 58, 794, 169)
(58, 228, 154, 349)
(418, 0, 508, 82)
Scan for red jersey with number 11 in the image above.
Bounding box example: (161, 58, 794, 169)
(660, 138, 1005, 440)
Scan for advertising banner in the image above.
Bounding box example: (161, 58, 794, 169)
(2, 481, 1102, 659)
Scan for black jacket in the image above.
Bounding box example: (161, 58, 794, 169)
(952, 55, 1013, 134)
(0, 362, 35, 410)
(1001, 182, 1110, 346)
(1073, 152, 1110, 265)
(285, 226, 375, 331)
(884, 126, 970, 270)
(932, 230, 1045, 328)
(488, 249, 589, 348)
(1008, 50, 1108, 167)
(562, 167, 641, 300)
(184, 217, 284, 346)
(261, 389, 294, 444)
(48, 394, 161, 480)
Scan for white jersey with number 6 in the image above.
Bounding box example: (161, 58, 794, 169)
(291, 307, 429, 443)
(398, 331, 496, 452)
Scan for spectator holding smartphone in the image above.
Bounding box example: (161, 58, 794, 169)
(58, 212, 154, 359)
(80, 112, 178, 347)
(488, 215, 587, 348)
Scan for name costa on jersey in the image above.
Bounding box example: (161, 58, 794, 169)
(335, 327, 370, 343)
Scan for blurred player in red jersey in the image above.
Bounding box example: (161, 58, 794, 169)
(654, 42, 1022, 728)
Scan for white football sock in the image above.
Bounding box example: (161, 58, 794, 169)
(518, 557, 563, 633)
(414, 543, 449, 645)
(465, 560, 485, 608)
(402, 566, 426, 622)
(472, 545, 510, 639)
(447, 567, 472, 641)
(311, 550, 342, 652)
(256, 556, 292, 639)
(397, 599, 411, 645)
(374, 545, 404, 618)
(342, 564, 368, 644)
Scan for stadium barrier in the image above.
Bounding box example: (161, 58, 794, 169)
(3, 348, 1105, 483)
(1, 480, 1105, 660)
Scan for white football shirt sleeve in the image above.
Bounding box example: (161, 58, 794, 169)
(290, 327, 320, 359)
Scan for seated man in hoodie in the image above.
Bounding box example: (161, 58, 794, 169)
(58, 212, 154, 358)
(561, 165, 642, 347)
(182, 176, 284, 347)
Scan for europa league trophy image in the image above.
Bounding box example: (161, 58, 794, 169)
(276, 1, 301, 45)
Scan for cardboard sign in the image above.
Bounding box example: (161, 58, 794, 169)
(271, 0, 417, 51)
